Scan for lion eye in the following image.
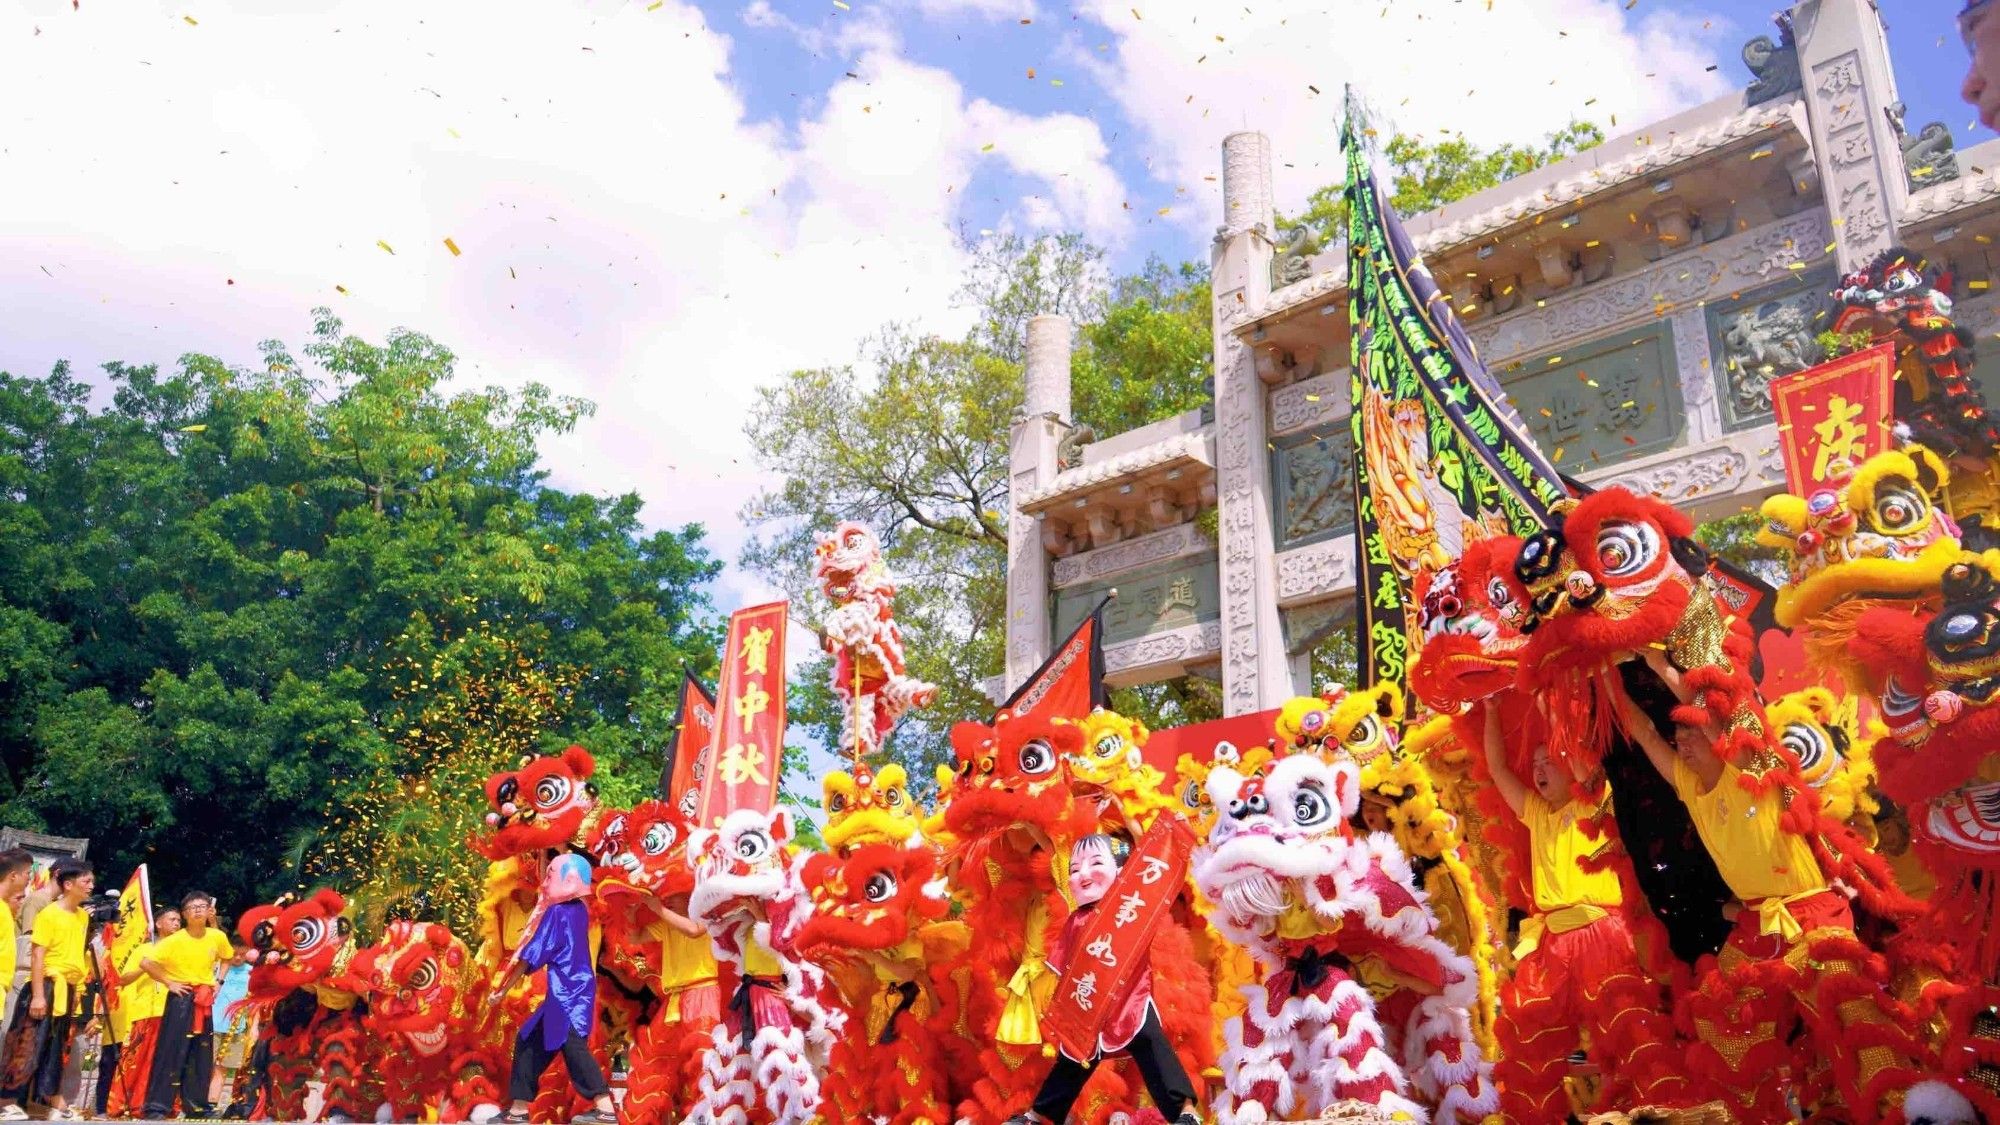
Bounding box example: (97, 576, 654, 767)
(290, 917, 326, 952)
(827, 793, 846, 813)
(409, 958, 438, 990)
(1095, 734, 1122, 758)
(1873, 485, 1928, 534)
(863, 872, 897, 903)
(1594, 521, 1660, 579)
(884, 787, 904, 807)
(534, 775, 572, 808)
(1781, 723, 1840, 785)
(1347, 717, 1379, 745)
(642, 824, 673, 856)
(734, 831, 771, 861)
(1018, 739, 1056, 776)
(1292, 785, 1332, 827)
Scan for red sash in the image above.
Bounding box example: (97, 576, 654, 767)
(1041, 816, 1194, 1062)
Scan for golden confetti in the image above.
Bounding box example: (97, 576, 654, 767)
(335, 284, 348, 294)
(1157, 207, 1171, 215)
(648, 1, 663, 8)
(832, 0, 850, 8)
(377, 240, 396, 255)
(444, 237, 462, 257)
(177, 424, 207, 433)
(980, 142, 995, 152)
(183, 14, 197, 24)
(1050, 79, 1063, 86)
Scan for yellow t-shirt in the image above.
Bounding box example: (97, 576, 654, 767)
(30, 903, 88, 1016)
(1672, 759, 1826, 902)
(1523, 793, 1623, 913)
(659, 927, 717, 992)
(112, 941, 167, 1041)
(0, 901, 18, 987)
(148, 927, 234, 986)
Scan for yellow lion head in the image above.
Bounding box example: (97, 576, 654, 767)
(1064, 709, 1151, 787)
(1766, 687, 1877, 825)
(1174, 739, 1274, 840)
(1277, 684, 1404, 766)
(822, 762, 924, 852)
(1759, 446, 1963, 631)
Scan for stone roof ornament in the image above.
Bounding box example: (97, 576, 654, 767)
(1273, 224, 1320, 288)
(1743, 13, 1802, 107)
(1903, 122, 1963, 191)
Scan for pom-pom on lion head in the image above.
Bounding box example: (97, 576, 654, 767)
(353, 921, 470, 1050)
(1759, 447, 1962, 632)
(687, 807, 799, 927)
(238, 888, 356, 998)
(822, 763, 923, 853)
(474, 745, 599, 861)
(795, 843, 949, 956)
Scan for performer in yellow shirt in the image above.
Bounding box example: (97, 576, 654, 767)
(103, 906, 181, 1119)
(0, 859, 93, 1121)
(142, 892, 234, 1119)
(1615, 650, 1922, 1120)
(1481, 707, 1691, 1121)
(0, 849, 35, 1124)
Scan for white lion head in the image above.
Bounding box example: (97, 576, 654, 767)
(687, 807, 797, 925)
(1195, 753, 1361, 923)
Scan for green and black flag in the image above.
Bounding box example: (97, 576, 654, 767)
(1344, 93, 1566, 690)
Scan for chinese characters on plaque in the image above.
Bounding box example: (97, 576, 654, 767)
(692, 601, 790, 828)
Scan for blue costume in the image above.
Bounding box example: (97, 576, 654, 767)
(505, 855, 611, 1119)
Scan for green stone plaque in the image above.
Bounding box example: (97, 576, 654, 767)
(1704, 268, 1835, 432)
(1505, 321, 1683, 473)
(1052, 554, 1220, 647)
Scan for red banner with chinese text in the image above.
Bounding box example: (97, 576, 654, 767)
(693, 602, 788, 829)
(1772, 344, 1896, 495)
(661, 671, 716, 819)
(1041, 815, 1195, 1062)
(1003, 604, 1106, 722)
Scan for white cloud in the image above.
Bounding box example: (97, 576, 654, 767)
(1067, 0, 1736, 223)
(0, 0, 1128, 614)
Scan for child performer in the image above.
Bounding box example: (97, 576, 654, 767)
(491, 854, 616, 1125)
(1481, 707, 1690, 1119)
(1005, 834, 1200, 1125)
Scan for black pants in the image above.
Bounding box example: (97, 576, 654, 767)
(508, 1031, 607, 1103)
(1031, 1009, 1193, 1122)
(144, 991, 213, 1117)
(94, 1042, 118, 1116)
(1, 980, 76, 1106)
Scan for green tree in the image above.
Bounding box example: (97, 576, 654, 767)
(0, 312, 720, 909)
(1282, 120, 1605, 244)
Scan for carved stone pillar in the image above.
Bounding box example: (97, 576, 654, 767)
(1004, 316, 1072, 695)
(1792, 0, 1905, 272)
(1212, 132, 1297, 715)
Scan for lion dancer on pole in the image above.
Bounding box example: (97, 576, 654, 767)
(814, 521, 936, 758)
(1410, 537, 1698, 1120)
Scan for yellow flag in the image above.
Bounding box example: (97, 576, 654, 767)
(106, 866, 153, 985)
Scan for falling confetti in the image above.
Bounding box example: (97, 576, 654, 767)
(183, 14, 197, 24)
(377, 240, 396, 255)
(444, 237, 462, 257)
(335, 285, 348, 294)
(980, 142, 995, 152)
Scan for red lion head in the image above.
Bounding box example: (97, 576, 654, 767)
(473, 745, 599, 861)
(593, 799, 695, 901)
(1409, 535, 1530, 713)
(795, 843, 949, 956)
(238, 888, 358, 1000)
(353, 921, 469, 1051)
(941, 710, 1094, 851)
(1852, 559, 2000, 862)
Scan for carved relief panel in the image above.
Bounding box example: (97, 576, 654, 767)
(1271, 429, 1357, 550)
(1703, 268, 1834, 431)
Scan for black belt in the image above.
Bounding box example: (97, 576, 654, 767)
(728, 974, 780, 1052)
(1284, 946, 1347, 997)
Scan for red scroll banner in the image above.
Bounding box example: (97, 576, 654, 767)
(693, 601, 789, 829)
(1771, 343, 1897, 495)
(1041, 815, 1196, 1062)
(661, 672, 717, 821)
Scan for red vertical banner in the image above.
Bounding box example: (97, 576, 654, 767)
(1771, 343, 1896, 495)
(1004, 606, 1105, 722)
(694, 601, 789, 829)
(661, 672, 717, 819)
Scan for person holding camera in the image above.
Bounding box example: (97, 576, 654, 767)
(141, 892, 232, 1120)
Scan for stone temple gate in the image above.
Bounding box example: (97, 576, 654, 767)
(1001, 0, 2000, 716)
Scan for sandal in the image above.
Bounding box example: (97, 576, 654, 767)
(570, 1111, 618, 1125)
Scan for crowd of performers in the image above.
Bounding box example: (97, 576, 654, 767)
(202, 251, 2000, 1125)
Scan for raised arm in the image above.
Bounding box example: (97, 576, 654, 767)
(1609, 674, 1681, 786)
(1483, 704, 1528, 819)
